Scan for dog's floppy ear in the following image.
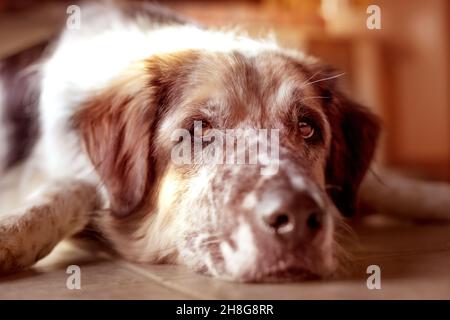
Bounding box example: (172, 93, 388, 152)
(305, 62, 380, 216)
(325, 93, 381, 216)
(73, 64, 155, 218)
(73, 53, 199, 218)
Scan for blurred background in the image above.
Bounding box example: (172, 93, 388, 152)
(1, 0, 449, 180)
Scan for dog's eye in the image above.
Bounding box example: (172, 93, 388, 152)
(199, 120, 212, 135)
(201, 120, 212, 132)
(190, 119, 212, 136)
(299, 121, 315, 139)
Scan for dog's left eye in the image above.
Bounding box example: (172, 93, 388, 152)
(189, 120, 213, 140)
(201, 120, 212, 132)
(299, 121, 315, 139)
(198, 120, 212, 136)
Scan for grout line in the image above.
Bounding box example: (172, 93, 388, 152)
(116, 261, 207, 300)
(60, 241, 206, 299)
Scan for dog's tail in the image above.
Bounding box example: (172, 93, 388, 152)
(359, 167, 450, 221)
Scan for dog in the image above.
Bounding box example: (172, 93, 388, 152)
(0, 1, 449, 282)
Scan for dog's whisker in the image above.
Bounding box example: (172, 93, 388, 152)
(300, 72, 346, 88)
(301, 70, 323, 86)
(300, 96, 330, 103)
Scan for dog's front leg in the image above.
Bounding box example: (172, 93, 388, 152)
(0, 180, 101, 275)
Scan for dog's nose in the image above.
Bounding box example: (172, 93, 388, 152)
(258, 191, 324, 243)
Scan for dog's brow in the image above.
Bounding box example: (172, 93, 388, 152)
(203, 100, 227, 116)
(297, 104, 324, 121)
(273, 80, 297, 106)
(273, 77, 323, 108)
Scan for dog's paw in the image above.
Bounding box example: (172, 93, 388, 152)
(0, 216, 33, 274)
(0, 180, 101, 275)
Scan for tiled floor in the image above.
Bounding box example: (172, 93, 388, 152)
(1, 221, 450, 299)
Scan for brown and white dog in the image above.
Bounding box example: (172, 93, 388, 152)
(0, 1, 449, 282)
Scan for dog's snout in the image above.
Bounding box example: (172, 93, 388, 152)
(258, 190, 324, 243)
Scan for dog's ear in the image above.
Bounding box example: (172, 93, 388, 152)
(73, 65, 155, 218)
(73, 53, 199, 218)
(325, 93, 381, 216)
(304, 62, 381, 216)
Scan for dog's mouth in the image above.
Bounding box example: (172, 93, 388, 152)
(194, 255, 328, 283)
(183, 233, 336, 283)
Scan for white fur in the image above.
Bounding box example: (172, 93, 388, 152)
(221, 219, 257, 278)
(242, 192, 257, 210)
(274, 80, 296, 107)
(256, 193, 283, 217)
(290, 175, 306, 190)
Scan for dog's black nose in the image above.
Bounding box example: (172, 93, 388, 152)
(259, 191, 324, 243)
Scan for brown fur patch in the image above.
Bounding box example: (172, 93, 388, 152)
(73, 52, 201, 218)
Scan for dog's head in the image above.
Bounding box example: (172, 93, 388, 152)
(74, 47, 379, 282)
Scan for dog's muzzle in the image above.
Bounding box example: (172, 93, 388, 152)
(199, 156, 336, 282)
